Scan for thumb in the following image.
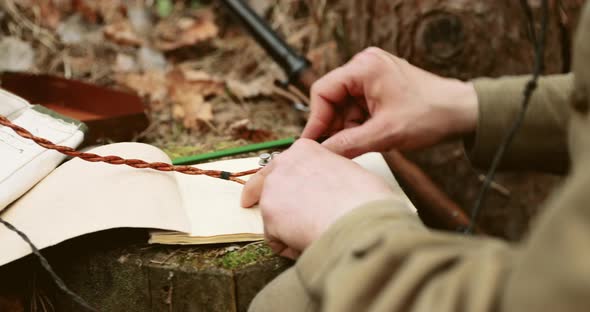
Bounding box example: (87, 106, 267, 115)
(321, 118, 388, 158)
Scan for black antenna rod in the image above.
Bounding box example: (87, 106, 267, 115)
(220, 0, 311, 84)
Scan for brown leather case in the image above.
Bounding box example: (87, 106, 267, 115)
(0, 72, 149, 144)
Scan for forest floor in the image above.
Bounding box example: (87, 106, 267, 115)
(0, 0, 336, 160)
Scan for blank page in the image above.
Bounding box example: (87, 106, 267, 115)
(0, 143, 189, 266)
(175, 157, 262, 237)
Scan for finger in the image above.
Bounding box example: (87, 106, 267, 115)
(322, 117, 389, 158)
(266, 239, 287, 253)
(324, 102, 365, 134)
(266, 240, 300, 259)
(341, 101, 367, 127)
(301, 62, 367, 140)
(279, 248, 301, 260)
(240, 163, 274, 208)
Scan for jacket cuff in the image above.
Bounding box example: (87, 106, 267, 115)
(466, 76, 527, 169)
(295, 198, 424, 296)
(465, 74, 571, 173)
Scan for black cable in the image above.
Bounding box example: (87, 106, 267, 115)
(520, 0, 539, 44)
(466, 0, 549, 234)
(0, 216, 98, 311)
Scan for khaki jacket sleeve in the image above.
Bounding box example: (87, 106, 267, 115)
(467, 74, 573, 174)
(296, 184, 590, 311)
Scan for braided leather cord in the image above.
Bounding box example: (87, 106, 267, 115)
(0, 115, 260, 184)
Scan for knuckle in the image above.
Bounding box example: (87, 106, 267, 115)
(352, 50, 391, 77)
(355, 51, 380, 67)
(293, 138, 318, 150)
(309, 80, 321, 96)
(310, 65, 346, 98)
(364, 46, 385, 55)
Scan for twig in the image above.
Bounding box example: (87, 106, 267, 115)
(149, 250, 180, 265)
(2, 0, 58, 51)
(271, 85, 306, 109)
(287, 84, 311, 106)
(237, 240, 265, 252)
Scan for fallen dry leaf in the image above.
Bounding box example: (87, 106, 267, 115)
(171, 88, 213, 130)
(14, 0, 68, 29)
(72, 0, 125, 24)
(38, 0, 63, 29)
(103, 20, 144, 46)
(249, 0, 274, 16)
(167, 67, 225, 97)
(166, 67, 224, 130)
(229, 119, 275, 142)
(115, 71, 168, 109)
(115, 66, 224, 128)
(154, 9, 219, 51)
(226, 76, 275, 99)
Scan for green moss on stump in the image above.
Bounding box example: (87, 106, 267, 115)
(216, 243, 274, 270)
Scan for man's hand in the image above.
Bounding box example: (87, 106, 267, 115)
(302, 47, 478, 158)
(241, 139, 398, 259)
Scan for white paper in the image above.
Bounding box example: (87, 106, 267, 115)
(0, 143, 189, 266)
(0, 89, 28, 118)
(0, 93, 85, 211)
(175, 157, 263, 237)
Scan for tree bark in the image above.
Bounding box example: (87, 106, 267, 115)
(335, 0, 580, 78)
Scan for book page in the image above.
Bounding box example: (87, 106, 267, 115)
(0, 89, 29, 118)
(175, 152, 415, 239)
(175, 157, 263, 237)
(0, 91, 85, 210)
(0, 143, 190, 266)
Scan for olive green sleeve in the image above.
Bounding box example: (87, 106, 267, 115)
(467, 74, 573, 174)
(295, 199, 512, 312)
(294, 174, 590, 311)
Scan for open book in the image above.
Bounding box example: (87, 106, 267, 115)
(0, 142, 415, 267)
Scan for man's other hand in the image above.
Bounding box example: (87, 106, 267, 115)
(241, 139, 398, 259)
(302, 47, 479, 158)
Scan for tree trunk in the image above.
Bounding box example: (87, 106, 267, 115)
(310, 0, 585, 239)
(335, 0, 582, 77)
